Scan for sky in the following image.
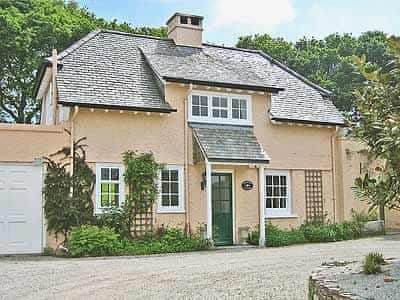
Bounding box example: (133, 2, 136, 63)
(77, 0, 400, 46)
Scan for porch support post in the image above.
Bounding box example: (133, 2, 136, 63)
(206, 161, 213, 241)
(258, 165, 266, 247)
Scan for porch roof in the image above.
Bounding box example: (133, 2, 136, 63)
(190, 123, 270, 164)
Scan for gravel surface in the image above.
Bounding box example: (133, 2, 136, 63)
(1, 235, 399, 300)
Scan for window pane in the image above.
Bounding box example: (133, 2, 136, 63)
(212, 109, 220, 118)
(200, 107, 208, 116)
(221, 110, 228, 118)
(232, 109, 239, 119)
(280, 197, 287, 208)
(171, 182, 179, 194)
(109, 194, 119, 207)
(192, 106, 200, 116)
(109, 183, 119, 193)
(280, 187, 287, 196)
(266, 186, 272, 197)
(101, 183, 109, 193)
(266, 175, 272, 185)
(280, 176, 286, 185)
(221, 98, 228, 107)
(266, 198, 272, 208)
(192, 95, 199, 105)
(273, 176, 279, 185)
(273, 198, 279, 208)
(232, 99, 239, 108)
(111, 168, 119, 180)
(240, 99, 247, 109)
(162, 195, 169, 206)
(161, 170, 169, 181)
(101, 194, 109, 207)
(200, 96, 208, 106)
(101, 168, 110, 180)
(273, 186, 280, 196)
(170, 170, 178, 181)
(240, 109, 247, 120)
(212, 97, 219, 107)
(170, 195, 179, 206)
(162, 182, 169, 193)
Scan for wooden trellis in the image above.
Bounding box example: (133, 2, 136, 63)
(131, 200, 154, 237)
(305, 170, 324, 224)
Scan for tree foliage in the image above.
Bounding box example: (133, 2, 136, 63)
(353, 37, 400, 212)
(237, 31, 395, 112)
(43, 133, 95, 242)
(0, 0, 166, 123)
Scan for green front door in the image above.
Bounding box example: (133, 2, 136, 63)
(212, 173, 233, 246)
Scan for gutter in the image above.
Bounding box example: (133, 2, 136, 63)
(58, 102, 177, 114)
(184, 83, 193, 233)
(70, 106, 79, 177)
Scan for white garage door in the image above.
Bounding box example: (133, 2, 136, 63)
(0, 163, 43, 254)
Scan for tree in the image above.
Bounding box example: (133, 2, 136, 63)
(237, 32, 395, 112)
(43, 133, 95, 244)
(353, 37, 400, 217)
(0, 0, 166, 123)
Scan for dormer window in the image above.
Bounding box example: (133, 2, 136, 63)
(190, 17, 200, 26)
(180, 16, 188, 24)
(189, 91, 252, 125)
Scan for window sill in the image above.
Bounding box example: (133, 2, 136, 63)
(156, 209, 186, 214)
(265, 214, 299, 219)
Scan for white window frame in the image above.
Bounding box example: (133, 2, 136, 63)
(95, 163, 125, 214)
(265, 170, 291, 217)
(157, 165, 185, 213)
(188, 90, 252, 125)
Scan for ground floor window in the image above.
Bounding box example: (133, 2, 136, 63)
(158, 165, 185, 213)
(265, 170, 291, 217)
(95, 163, 125, 213)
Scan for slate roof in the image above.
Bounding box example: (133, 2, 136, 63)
(191, 123, 270, 164)
(49, 29, 344, 124)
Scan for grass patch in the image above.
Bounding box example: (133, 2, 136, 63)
(363, 252, 385, 274)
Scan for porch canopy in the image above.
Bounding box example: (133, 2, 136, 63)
(190, 123, 269, 246)
(190, 123, 270, 164)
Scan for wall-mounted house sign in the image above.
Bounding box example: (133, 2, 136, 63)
(242, 180, 254, 191)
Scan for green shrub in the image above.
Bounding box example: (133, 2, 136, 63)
(67, 226, 208, 257)
(247, 227, 260, 245)
(67, 225, 123, 257)
(266, 223, 306, 247)
(363, 252, 384, 274)
(352, 210, 378, 224)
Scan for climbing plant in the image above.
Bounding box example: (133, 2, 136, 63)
(121, 150, 162, 238)
(43, 132, 95, 243)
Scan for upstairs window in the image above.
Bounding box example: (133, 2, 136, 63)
(180, 16, 188, 24)
(212, 96, 228, 119)
(232, 98, 247, 120)
(192, 95, 208, 117)
(190, 17, 200, 26)
(189, 91, 252, 125)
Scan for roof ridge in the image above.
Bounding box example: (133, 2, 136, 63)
(99, 29, 172, 42)
(203, 42, 332, 96)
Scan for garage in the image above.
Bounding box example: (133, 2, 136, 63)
(0, 163, 43, 254)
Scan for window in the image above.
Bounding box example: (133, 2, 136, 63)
(189, 92, 252, 125)
(212, 96, 228, 118)
(180, 16, 188, 24)
(192, 95, 208, 117)
(95, 164, 125, 213)
(190, 17, 200, 26)
(232, 98, 247, 120)
(265, 171, 291, 217)
(158, 165, 184, 213)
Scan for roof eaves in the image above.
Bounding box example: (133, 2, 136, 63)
(271, 116, 345, 127)
(163, 76, 284, 94)
(58, 101, 177, 113)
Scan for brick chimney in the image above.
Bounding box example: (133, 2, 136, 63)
(167, 13, 203, 48)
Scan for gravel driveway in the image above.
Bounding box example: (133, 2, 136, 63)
(1, 235, 400, 300)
